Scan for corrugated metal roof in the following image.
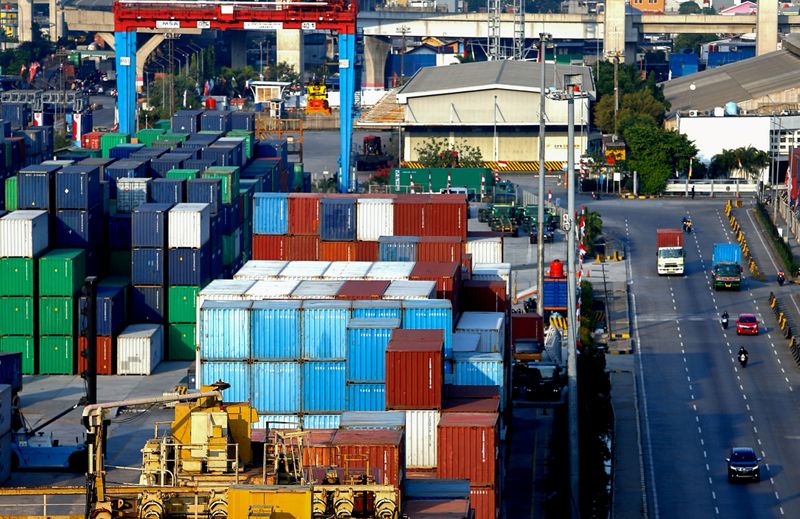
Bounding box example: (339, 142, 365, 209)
(396, 60, 596, 101)
(357, 89, 405, 127)
(663, 34, 800, 113)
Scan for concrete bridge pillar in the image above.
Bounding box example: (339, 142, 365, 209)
(757, 0, 778, 55)
(48, 0, 63, 41)
(363, 35, 391, 89)
(97, 33, 166, 93)
(277, 29, 304, 77)
(17, 0, 33, 42)
(230, 31, 247, 69)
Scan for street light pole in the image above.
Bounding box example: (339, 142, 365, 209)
(536, 33, 550, 316)
(493, 94, 498, 162)
(398, 25, 411, 85)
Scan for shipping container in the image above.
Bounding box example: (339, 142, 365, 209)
(356, 198, 393, 241)
(0, 336, 35, 374)
(386, 329, 444, 410)
(333, 429, 405, 486)
(543, 277, 568, 310)
(442, 396, 500, 414)
(195, 279, 254, 323)
(202, 166, 240, 205)
(289, 280, 343, 300)
(286, 235, 319, 261)
(418, 236, 463, 263)
(378, 236, 418, 262)
(131, 285, 165, 323)
(347, 383, 386, 411)
(253, 234, 286, 260)
(352, 300, 402, 320)
(303, 361, 346, 412)
(471, 263, 510, 294)
(39, 296, 75, 335)
(301, 429, 337, 468)
(410, 261, 461, 310)
(455, 312, 505, 353)
(466, 236, 503, 264)
(427, 195, 467, 240)
(366, 261, 415, 280)
(167, 285, 201, 324)
(280, 261, 331, 280)
(252, 361, 300, 413)
(393, 195, 427, 235)
(200, 360, 250, 402)
(511, 313, 544, 343)
(116, 324, 163, 375)
(186, 178, 222, 215)
(355, 241, 379, 261)
(405, 410, 440, 468)
(0, 297, 34, 335)
(109, 143, 145, 160)
(288, 193, 320, 235)
(302, 300, 350, 359)
(168, 323, 195, 360)
(320, 198, 356, 242)
(437, 412, 498, 486)
(245, 280, 299, 299)
(0, 210, 48, 258)
(168, 203, 211, 249)
(116, 178, 150, 213)
(251, 300, 301, 359)
(3, 177, 16, 212)
(54, 207, 102, 248)
(55, 165, 101, 210)
(255, 414, 301, 430)
(403, 478, 470, 500)
(452, 352, 504, 408)
(107, 214, 132, 250)
(253, 193, 288, 235)
(402, 299, 453, 357)
(200, 300, 252, 360)
(336, 280, 389, 300)
(339, 411, 405, 430)
(77, 335, 115, 375)
(17, 164, 60, 210)
(461, 280, 508, 313)
(319, 241, 357, 261)
(453, 332, 480, 353)
(469, 486, 497, 519)
(38, 335, 74, 374)
(383, 280, 436, 300)
(323, 261, 372, 280)
(303, 414, 341, 429)
(131, 248, 166, 286)
(149, 178, 184, 205)
(132, 203, 172, 248)
(346, 318, 399, 382)
(172, 110, 203, 133)
(168, 247, 211, 286)
(233, 260, 286, 280)
(0, 258, 34, 296)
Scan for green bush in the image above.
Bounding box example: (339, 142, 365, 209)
(755, 202, 798, 273)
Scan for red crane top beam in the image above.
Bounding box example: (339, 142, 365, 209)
(113, 0, 358, 33)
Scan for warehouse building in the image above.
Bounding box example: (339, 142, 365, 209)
(360, 60, 598, 171)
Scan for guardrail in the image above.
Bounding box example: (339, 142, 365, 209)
(768, 292, 800, 366)
(664, 179, 758, 196)
(724, 200, 764, 281)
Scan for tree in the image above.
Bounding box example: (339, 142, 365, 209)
(673, 33, 717, 54)
(594, 61, 667, 104)
(678, 1, 701, 14)
(414, 138, 483, 167)
(710, 146, 770, 180)
(593, 89, 666, 134)
(623, 124, 697, 194)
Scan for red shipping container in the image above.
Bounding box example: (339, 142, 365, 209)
(390, 328, 444, 344)
(336, 280, 390, 300)
(393, 194, 429, 235)
(319, 241, 357, 261)
(418, 236, 464, 263)
(332, 429, 405, 486)
(253, 234, 287, 260)
(444, 384, 500, 400)
(288, 193, 321, 235)
(410, 261, 461, 311)
(77, 336, 115, 375)
(301, 429, 338, 468)
(511, 313, 544, 342)
(403, 499, 471, 517)
(386, 329, 444, 410)
(426, 195, 468, 240)
(437, 412, 499, 486)
(286, 235, 319, 260)
(354, 241, 379, 261)
(461, 280, 508, 313)
(443, 397, 500, 414)
(81, 131, 104, 150)
(470, 486, 498, 519)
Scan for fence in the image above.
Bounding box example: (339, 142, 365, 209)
(664, 179, 758, 197)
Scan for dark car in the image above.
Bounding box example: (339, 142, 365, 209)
(727, 447, 762, 482)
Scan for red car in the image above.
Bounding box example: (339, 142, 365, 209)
(736, 314, 759, 335)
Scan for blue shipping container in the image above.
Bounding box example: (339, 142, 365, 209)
(131, 285, 165, 323)
(106, 160, 149, 197)
(302, 361, 346, 412)
(378, 236, 419, 262)
(107, 214, 132, 250)
(346, 383, 386, 411)
(452, 351, 505, 407)
(253, 193, 288, 235)
(55, 207, 102, 248)
(346, 318, 399, 382)
(172, 110, 203, 133)
(184, 159, 214, 172)
(109, 143, 145, 160)
(0, 351, 22, 393)
(132, 203, 172, 248)
(202, 145, 235, 167)
(303, 414, 341, 429)
(231, 111, 255, 131)
(251, 300, 301, 359)
(402, 299, 453, 357)
(302, 301, 350, 359)
(201, 361, 250, 402)
(200, 300, 252, 360)
(150, 178, 184, 205)
(201, 111, 232, 132)
(168, 246, 211, 286)
(79, 285, 126, 336)
(712, 243, 742, 266)
(351, 300, 402, 320)
(187, 178, 222, 215)
(131, 248, 166, 285)
(56, 165, 101, 210)
(320, 198, 357, 241)
(252, 361, 300, 413)
(542, 278, 568, 310)
(18, 164, 60, 209)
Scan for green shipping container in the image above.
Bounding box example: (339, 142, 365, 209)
(3, 141, 11, 170)
(168, 323, 196, 360)
(39, 297, 75, 336)
(153, 119, 171, 131)
(0, 297, 34, 335)
(168, 286, 200, 324)
(202, 167, 240, 205)
(227, 130, 254, 160)
(222, 232, 237, 266)
(0, 257, 35, 297)
(38, 335, 74, 374)
(166, 169, 200, 180)
(0, 336, 35, 374)
(135, 128, 166, 146)
(390, 167, 494, 195)
(109, 250, 132, 276)
(4, 176, 17, 211)
(100, 132, 130, 158)
(157, 132, 189, 144)
(39, 249, 86, 297)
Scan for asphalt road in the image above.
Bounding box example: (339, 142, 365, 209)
(595, 197, 800, 518)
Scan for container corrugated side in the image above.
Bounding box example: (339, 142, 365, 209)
(402, 299, 454, 357)
(168, 203, 211, 248)
(339, 411, 405, 430)
(195, 279, 255, 328)
(465, 237, 503, 264)
(200, 361, 250, 402)
(437, 412, 498, 487)
(385, 332, 444, 410)
(455, 312, 505, 353)
(252, 361, 300, 413)
(405, 410, 439, 468)
(346, 319, 399, 382)
(0, 210, 48, 257)
(302, 300, 350, 359)
(356, 198, 394, 241)
(288, 193, 320, 235)
(251, 300, 301, 359)
(470, 486, 498, 519)
(346, 383, 386, 411)
(452, 352, 505, 408)
(253, 193, 288, 235)
(303, 415, 341, 429)
(116, 324, 163, 375)
(471, 263, 511, 294)
(333, 429, 405, 486)
(351, 300, 402, 320)
(200, 301, 252, 360)
(256, 414, 301, 430)
(302, 361, 346, 412)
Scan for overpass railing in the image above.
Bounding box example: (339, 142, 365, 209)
(663, 179, 758, 197)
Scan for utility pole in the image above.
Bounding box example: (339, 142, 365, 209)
(613, 51, 620, 138)
(536, 33, 550, 317)
(398, 25, 410, 85)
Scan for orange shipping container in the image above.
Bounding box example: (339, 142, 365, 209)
(393, 194, 428, 235)
(332, 429, 405, 487)
(286, 235, 319, 260)
(336, 280, 389, 300)
(288, 193, 321, 235)
(253, 234, 287, 260)
(470, 486, 498, 519)
(77, 336, 115, 375)
(511, 313, 544, 342)
(437, 412, 499, 487)
(81, 131, 104, 150)
(410, 261, 461, 313)
(426, 194, 468, 240)
(461, 280, 509, 313)
(319, 241, 357, 261)
(354, 241, 379, 261)
(301, 429, 338, 468)
(418, 236, 464, 263)
(386, 329, 444, 410)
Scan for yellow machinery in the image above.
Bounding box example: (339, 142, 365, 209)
(305, 81, 331, 116)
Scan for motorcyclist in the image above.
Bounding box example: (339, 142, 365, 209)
(721, 311, 729, 328)
(738, 346, 749, 365)
(778, 270, 786, 286)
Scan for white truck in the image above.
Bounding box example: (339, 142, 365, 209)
(657, 228, 685, 275)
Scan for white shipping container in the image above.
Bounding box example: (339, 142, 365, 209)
(116, 324, 164, 375)
(245, 279, 300, 300)
(279, 261, 331, 279)
(195, 279, 256, 339)
(0, 385, 11, 435)
(456, 312, 506, 353)
(405, 410, 439, 468)
(322, 261, 374, 280)
(289, 280, 344, 299)
(453, 332, 481, 353)
(116, 177, 151, 213)
(466, 236, 503, 264)
(383, 280, 436, 300)
(356, 198, 394, 241)
(472, 262, 512, 294)
(365, 261, 415, 280)
(0, 210, 48, 258)
(168, 203, 211, 249)
(233, 260, 288, 280)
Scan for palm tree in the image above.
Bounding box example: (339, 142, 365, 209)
(710, 146, 770, 180)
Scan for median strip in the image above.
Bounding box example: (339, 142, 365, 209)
(768, 292, 800, 366)
(724, 200, 764, 281)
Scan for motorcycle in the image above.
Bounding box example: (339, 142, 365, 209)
(682, 220, 693, 233)
(722, 314, 729, 329)
(778, 272, 786, 286)
(738, 352, 748, 368)
(592, 192, 601, 200)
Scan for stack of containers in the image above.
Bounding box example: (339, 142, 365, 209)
(39, 249, 86, 374)
(202, 166, 241, 276)
(453, 312, 507, 409)
(0, 211, 49, 374)
(116, 323, 163, 375)
(78, 276, 129, 375)
(345, 317, 399, 412)
(167, 203, 211, 359)
(386, 329, 444, 473)
(131, 203, 172, 331)
(54, 165, 103, 275)
(100, 133, 130, 158)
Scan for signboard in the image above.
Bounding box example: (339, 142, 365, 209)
(605, 148, 625, 163)
(339, 58, 350, 69)
(243, 21, 283, 30)
(197, 21, 210, 29)
(156, 20, 180, 29)
(613, 172, 622, 182)
(119, 56, 131, 66)
(301, 22, 316, 30)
